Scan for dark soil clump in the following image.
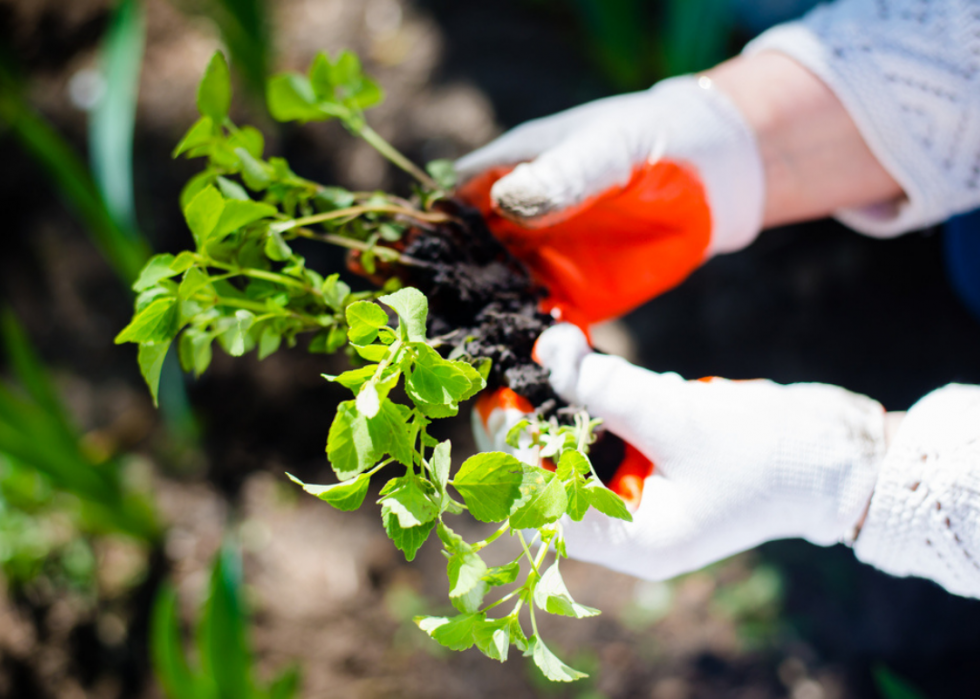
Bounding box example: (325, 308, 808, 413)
(398, 200, 561, 413)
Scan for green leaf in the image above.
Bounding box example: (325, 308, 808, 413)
(509, 616, 528, 652)
(370, 399, 413, 466)
(179, 328, 212, 377)
(264, 230, 292, 261)
(197, 51, 232, 121)
(380, 475, 438, 528)
(383, 514, 434, 561)
(406, 344, 471, 406)
(171, 251, 197, 274)
(150, 584, 200, 699)
(426, 159, 457, 190)
(505, 419, 531, 449)
(430, 440, 451, 491)
(323, 365, 376, 392)
(585, 482, 633, 522)
(235, 147, 272, 190)
(138, 341, 171, 408)
(451, 452, 525, 523)
(226, 310, 255, 356)
(482, 561, 520, 587)
(115, 297, 179, 344)
(177, 267, 213, 301)
(528, 636, 588, 682)
(258, 325, 281, 360)
(173, 115, 215, 158)
(198, 543, 253, 697)
(356, 382, 380, 418)
(354, 343, 388, 362)
(308, 52, 334, 100)
(557, 450, 591, 480)
(447, 548, 488, 599)
(212, 199, 277, 240)
(345, 301, 389, 345)
(873, 665, 928, 699)
(327, 401, 379, 481)
(321, 274, 351, 311)
(286, 472, 369, 512)
(533, 562, 599, 619)
(415, 613, 483, 652)
(267, 73, 340, 122)
(378, 287, 427, 342)
(133, 253, 179, 291)
(564, 478, 590, 522)
(184, 185, 224, 247)
(216, 175, 249, 200)
(509, 468, 567, 529)
(473, 618, 510, 662)
(455, 360, 487, 402)
(268, 666, 301, 699)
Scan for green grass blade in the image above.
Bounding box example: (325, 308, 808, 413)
(873, 665, 929, 699)
(210, 0, 271, 99)
(198, 542, 254, 699)
(151, 583, 204, 699)
(90, 0, 146, 231)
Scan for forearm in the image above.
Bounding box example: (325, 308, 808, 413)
(706, 52, 903, 229)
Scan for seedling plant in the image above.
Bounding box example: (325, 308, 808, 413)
(116, 50, 632, 681)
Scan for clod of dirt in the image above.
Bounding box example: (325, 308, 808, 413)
(397, 199, 562, 413)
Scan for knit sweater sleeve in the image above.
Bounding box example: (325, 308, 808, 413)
(744, 0, 980, 237)
(852, 384, 980, 599)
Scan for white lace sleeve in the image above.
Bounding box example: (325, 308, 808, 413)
(744, 0, 980, 237)
(851, 384, 980, 599)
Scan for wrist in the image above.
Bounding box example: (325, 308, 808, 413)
(705, 52, 903, 229)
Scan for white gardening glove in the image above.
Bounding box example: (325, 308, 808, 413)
(531, 324, 889, 581)
(455, 76, 766, 325)
(456, 75, 765, 255)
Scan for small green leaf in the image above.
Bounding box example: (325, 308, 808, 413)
(133, 253, 179, 291)
(473, 618, 510, 662)
(430, 440, 451, 491)
(184, 185, 225, 247)
(509, 617, 529, 653)
(327, 401, 379, 480)
(138, 341, 171, 407)
(258, 325, 281, 360)
(354, 343, 388, 362)
(415, 613, 482, 651)
(173, 115, 215, 158)
(406, 344, 471, 406)
(308, 52, 334, 100)
(379, 287, 427, 342)
(356, 382, 380, 418)
(322, 274, 352, 311)
(451, 452, 525, 523)
(505, 420, 531, 449)
(267, 73, 343, 122)
(482, 560, 520, 587)
(447, 548, 488, 599)
(528, 636, 588, 682)
(564, 478, 590, 522)
(226, 310, 255, 356)
(380, 475, 438, 528)
(323, 365, 377, 392)
(557, 451, 591, 480)
(384, 514, 434, 561)
(264, 230, 292, 261)
(346, 301, 389, 345)
(585, 482, 633, 522)
(235, 148, 272, 190)
(177, 267, 213, 301)
(150, 585, 199, 699)
(179, 328, 212, 377)
(212, 199, 277, 241)
(533, 562, 600, 619)
(115, 297, 179, 344)
(287, 472, 369, 511)
(197, 51, 231, 121)
(370, 399, 413, 466)
(455, 360, 487, 402)
(509, 469, 567, 529)
(426, 159, 457, 190)
(216, 175, 249, 200)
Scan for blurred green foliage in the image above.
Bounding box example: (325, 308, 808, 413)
(874, 665, 929, 699)
(152, 542, 301, 699)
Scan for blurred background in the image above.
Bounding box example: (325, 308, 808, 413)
(1, 0, 980, 697)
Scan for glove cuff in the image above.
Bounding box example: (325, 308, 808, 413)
(853, 385, 980, 598)
(651, 76, 766, 256)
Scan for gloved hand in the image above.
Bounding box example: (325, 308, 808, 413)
(478, 324, 890, 582)
(455, 76, 765, 326)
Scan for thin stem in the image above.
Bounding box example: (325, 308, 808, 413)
(517, 530, 540, 575)
(358, 124, 440, 190)
(473, 521, 511, 551)
(482, 588, 520, 613)
(202, 258, 320, 296)
(283, 204, 453, 230)
(289, 227, 432, 268)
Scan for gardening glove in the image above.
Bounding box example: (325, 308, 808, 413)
(455, 76, 765, 326)
(490, 323, 889, 582)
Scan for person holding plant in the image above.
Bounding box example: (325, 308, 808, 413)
(460, 0, 980, 599)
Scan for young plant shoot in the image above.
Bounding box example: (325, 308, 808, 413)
(116, 50, 632, 681)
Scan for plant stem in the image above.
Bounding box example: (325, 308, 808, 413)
(284, 204, 453, 230)
(517, 530, 540, 575)
(473, 521, 510, 551)
(202, 258, 320, 296)
(357, 124, 440, 190)
(290, 227, 431, 268)
(482, 587, 520, 612)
